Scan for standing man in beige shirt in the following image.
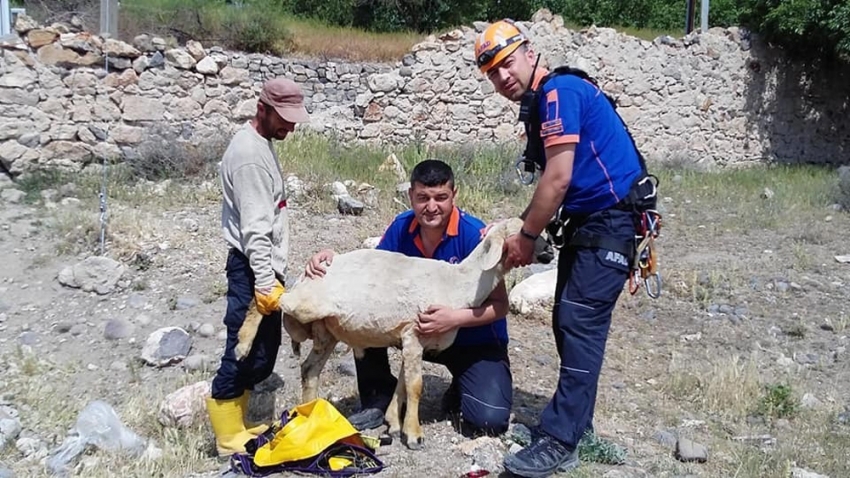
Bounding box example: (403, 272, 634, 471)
(206, 77, 309, 457)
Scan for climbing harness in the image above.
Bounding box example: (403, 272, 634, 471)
(229, 398, 385, 477)
(630, 209, 663, 299)
(515, 60, 664, 299)
(231, 441, 384, 477)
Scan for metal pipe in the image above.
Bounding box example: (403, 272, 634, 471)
(1, 0, 11, 37)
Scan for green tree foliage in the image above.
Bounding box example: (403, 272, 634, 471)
(739, 0, 850, 61)
(126, 0, 292, 53)
(283, 0, 850, 62)
(114, 0, 849, 62)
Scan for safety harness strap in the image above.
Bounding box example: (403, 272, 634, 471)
(516, 63, 663, 299)
(517, 64, 657, 194)
(231, 442, 384, 477)
(229, 409, 385, 477)
(567, 231, 635, 262)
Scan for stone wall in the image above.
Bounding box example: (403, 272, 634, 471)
(1, 9, 849, 178)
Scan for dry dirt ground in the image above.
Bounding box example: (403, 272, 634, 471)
(0, 165, 848, 478)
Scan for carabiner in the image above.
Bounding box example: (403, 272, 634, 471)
(644, 272, 662, 299)
(628, 270, 640, 295)
(515, 157, 537, 185)
(637, 174, 658, 202)
(633, 235, 652, 269)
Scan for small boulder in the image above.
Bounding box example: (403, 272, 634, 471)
(195, 56, 218, 75)
(174, 297, 199, 310)
(675, 437, 708, 463)
(1, 189, 25, 204)
(337, 195, 364, 215)
(57, 256, 126, 295)
(157, 380, 210, 428)
(791, 467, 829, 478)
(0, 405, 22, 451)
(165, 48, 196, 69)
(509, 269, 557, 316)
(197, 323, 215, 338)
(185, 40, 206, 61)
(141, 327, 192, 367)
(13, 13, 38, 34)
(104, 319, 134, 340)
(362, 236, 381, 249)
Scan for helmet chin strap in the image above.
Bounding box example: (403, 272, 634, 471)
(514, 52, 545, 186)
(530, 53, 541, 82)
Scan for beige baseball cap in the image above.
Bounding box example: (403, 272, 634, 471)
(259, 77, 310, 123)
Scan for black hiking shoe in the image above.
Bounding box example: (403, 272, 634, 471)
(346, 408, 384, 431)
(503, 432, 579, 478)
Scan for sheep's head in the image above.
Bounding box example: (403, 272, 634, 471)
(477, 218, 524, 270)
(477, 218, 556, 270)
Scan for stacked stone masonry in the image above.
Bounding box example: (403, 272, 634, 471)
(1, 9, 848, 177)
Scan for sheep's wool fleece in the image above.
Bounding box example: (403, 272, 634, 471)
(219, 121, 290, 289)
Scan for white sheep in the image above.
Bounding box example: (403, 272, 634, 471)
(235, 217, 545, 449)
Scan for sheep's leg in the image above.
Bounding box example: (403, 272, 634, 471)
(234, 300, 263, 361)
(300, 320, 336, 404)
(400, 330, 425, 450)
(385, 363, 406, 439)
(283, 313, 311, 358)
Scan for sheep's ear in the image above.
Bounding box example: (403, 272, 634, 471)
(480, 233, 506, 270)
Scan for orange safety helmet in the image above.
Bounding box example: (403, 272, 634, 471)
(474, 19, 529, 74)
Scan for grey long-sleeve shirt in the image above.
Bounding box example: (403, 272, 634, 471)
(219, 122, 290, 289)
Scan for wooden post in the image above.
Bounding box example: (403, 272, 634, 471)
(99, 0, 118, 38)
(1, 0, 11, 37)
(684, 0, 697, 34)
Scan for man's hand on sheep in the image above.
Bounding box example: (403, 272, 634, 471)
(504, 232, 535, 269)
(305, 249, 335, 279)
(416, 305, 460, 336)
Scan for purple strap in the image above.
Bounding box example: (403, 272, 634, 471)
(228, 410, 385, 477)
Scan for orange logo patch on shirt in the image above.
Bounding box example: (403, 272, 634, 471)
(541, 118, 564, 137)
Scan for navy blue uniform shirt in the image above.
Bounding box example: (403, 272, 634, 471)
(376, 206, 509, 347)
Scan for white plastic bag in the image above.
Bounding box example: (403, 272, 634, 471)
(46, 400, 148, 475)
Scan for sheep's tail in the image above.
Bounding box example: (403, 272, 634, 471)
(234, 299, 263, 361)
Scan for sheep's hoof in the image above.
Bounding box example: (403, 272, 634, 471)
(388, 428, 401, 441)
(403, 434, 424, 451)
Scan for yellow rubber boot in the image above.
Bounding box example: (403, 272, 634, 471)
(239, 390, 270, 436)
(205, 396, 258, 456)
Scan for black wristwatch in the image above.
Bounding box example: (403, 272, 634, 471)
(520, 228, 538, 241)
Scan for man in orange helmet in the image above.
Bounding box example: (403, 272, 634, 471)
(475, 19, 658, 477)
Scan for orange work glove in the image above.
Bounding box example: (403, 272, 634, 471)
(254, 280, 285, 316)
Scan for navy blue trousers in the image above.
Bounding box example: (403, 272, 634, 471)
(539, 209, 635, 448)
(355, 342, 513, 435)
(211, 248, 282, 400)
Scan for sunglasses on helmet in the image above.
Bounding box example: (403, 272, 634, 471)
(476, 33, 526, 69)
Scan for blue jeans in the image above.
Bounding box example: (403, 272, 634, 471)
(355, 342, 513, 435)
(211, 248, 282, 400)
(539, 208, 635, 448)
